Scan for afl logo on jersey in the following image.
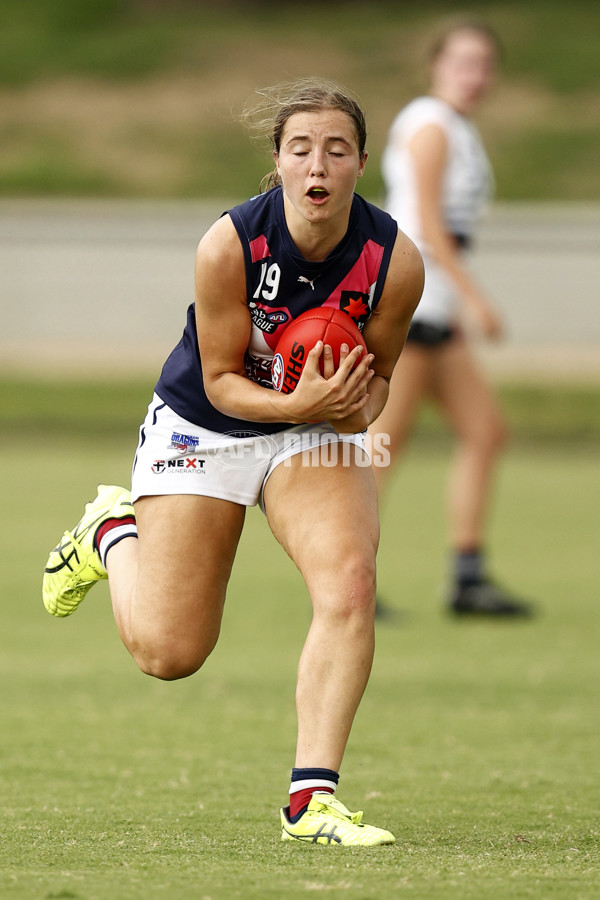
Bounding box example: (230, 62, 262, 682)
(272, 353, 285, 392)
(267, 311, 288, 324)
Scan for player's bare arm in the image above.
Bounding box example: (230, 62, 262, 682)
(411, 125, 502, 338)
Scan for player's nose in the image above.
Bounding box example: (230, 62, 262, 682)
(309, 150, 327, 177)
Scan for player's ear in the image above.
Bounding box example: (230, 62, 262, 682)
(357, 150, 368, 178)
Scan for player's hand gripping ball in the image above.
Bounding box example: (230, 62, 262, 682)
(272, 307, 366, 394)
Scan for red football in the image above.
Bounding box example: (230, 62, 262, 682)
(271, 307, 366, 394)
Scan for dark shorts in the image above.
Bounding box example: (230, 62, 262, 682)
(405, 321, 457, 347)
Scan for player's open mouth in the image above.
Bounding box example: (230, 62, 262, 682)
(307, 187, 330, 203)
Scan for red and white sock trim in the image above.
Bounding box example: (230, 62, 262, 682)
(97, 521, 138, 569)
(289, 777, 338, 795)
(288, 767, 339, 820)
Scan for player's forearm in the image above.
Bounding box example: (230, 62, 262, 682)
(204, 371, 302, 425)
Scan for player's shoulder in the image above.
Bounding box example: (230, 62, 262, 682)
(229, 186, 280, 233)
(391, 95, 454, 137)
(198, 188, 277, 253)
(196, 212, 243, 272)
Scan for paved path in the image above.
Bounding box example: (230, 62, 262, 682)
(1, 199, 599, 380)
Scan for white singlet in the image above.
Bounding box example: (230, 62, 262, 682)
(382, 96, 493, 327)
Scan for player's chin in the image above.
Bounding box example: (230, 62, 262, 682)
(304, 200, 331, 219)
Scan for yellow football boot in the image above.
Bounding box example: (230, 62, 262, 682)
(281, 792, 395, 846)
(42, 484, 133, 617)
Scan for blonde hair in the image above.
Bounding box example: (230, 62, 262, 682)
(241, 77, 367, 192)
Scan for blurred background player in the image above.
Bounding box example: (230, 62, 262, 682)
(43, 78, 424, 845)
(371, 21, 534, 617)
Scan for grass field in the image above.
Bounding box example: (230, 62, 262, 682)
(1, 379, 599, 898)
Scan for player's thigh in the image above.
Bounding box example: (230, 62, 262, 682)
(431, 338, 508, 445)
(133, 493, 245, 645)
(263, 450, 379, 607)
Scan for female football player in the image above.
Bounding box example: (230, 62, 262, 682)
(373, 22, 533, 616)
(43, 77, 424, 845)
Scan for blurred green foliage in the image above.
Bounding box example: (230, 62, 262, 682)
(2, 0, 597, 92)
(0, 0, 599, 199)
(1, 377, 598, 450)
(0, 0, 173, 83)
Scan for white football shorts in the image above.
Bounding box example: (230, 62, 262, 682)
(131, 393, 369, 511)
(410, 253, 460, 328)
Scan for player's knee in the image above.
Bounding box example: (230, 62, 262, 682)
(468, 414, 509, 456)
(485, 415, 509, 455)
(132, 637, 216, 681)
(135, 652, 202, 681)
(322, 551, 377, 617)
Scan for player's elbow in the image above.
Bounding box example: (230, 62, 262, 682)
(202, 371, 236, 416)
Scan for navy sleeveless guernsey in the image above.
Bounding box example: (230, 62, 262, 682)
(155, 186, 398, 435)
